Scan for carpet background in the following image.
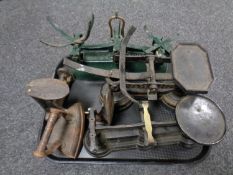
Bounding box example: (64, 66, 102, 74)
(0, 0, 232, 174)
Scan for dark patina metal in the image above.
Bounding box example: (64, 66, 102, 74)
(176, 95, 226, 145)
(172, 44, 214, 93)
(26, 13, 226, 161)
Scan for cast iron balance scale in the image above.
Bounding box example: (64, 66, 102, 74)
(26, 13, 226, 163)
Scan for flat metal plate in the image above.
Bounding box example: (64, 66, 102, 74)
(26, 78, 69, 100)
(172, 44, 213, 93)
(176, 95, 226, 145)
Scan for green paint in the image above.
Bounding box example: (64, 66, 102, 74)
(45, 14, 172, 80)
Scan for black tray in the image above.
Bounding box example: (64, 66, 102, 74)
(37, 61, 211, 164)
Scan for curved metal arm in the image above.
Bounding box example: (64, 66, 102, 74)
(41, 14, 95, 47)
(119, 25, 139, 105)
(77, 13, 94, 43)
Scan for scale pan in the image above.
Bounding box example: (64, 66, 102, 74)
(176, 95, 226, 145)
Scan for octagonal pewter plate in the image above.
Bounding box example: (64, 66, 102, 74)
(172, 44, 213, 93)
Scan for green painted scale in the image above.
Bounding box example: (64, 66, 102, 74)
(42, 13, 172, 80)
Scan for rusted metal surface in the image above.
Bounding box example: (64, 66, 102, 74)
(160, 91, 184, 109)
(113, 54, 171, 63)
(100, 83, 114, 125)
(147, 56, 157, 100)
(46, 116, 66, 155)
(41, 103, 86, 159)
(26, 78, 69, 100)
(172, 44, 214, 93)
(119, 26, 138, 104)
(57, 67, 73, 84)
(27, 73, 85, 158)
(32, 101, 85, 158)
(88, 108, 97, 153)
(84, 118, 194, 157)
(33, 108, 65, 158)
(26, 78, 69, 158)
(63, 57, 173, 81)
(112, 90, 132, 111)
(60, 103, 85, 158)
(105, 78, 133, 111)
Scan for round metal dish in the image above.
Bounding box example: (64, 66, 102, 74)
(176, 95, 226, 145)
